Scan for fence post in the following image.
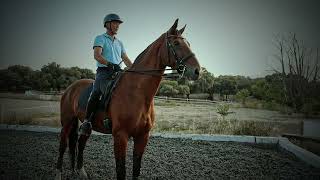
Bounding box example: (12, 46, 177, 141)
(0, 104, 3, 124)
(301, 120, 304, 136)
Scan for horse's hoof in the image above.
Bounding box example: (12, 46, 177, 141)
(78, 167, 88, 179)
(54, 169, 62, 180)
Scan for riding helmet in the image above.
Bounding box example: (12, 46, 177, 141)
(103, 13, 123, 27)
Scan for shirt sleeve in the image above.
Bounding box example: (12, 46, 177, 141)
(93, 35, 104, 49)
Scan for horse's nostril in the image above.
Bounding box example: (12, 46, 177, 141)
(195, 68, 199, 75)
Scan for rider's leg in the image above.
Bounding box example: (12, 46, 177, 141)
(79, 89, 101, 136)
(79, 67, 114, 135)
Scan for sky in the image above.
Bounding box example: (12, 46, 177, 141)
(0, 0, 320, 78)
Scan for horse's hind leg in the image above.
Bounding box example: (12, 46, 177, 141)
(55, 121, 73, 180)
(132, 133, 149, 179)
(76, 133, 90, 179)
(68, 118, 79, 171)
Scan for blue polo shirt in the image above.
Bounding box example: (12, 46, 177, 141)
(93, 33, 126, 67)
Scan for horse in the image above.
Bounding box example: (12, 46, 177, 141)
(55, 19, 200, 180)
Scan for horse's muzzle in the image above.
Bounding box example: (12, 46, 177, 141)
(184, 67, 200, 80)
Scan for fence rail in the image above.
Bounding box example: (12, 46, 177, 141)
(154, 96, 217, 104)
(2, 92, 218, 104)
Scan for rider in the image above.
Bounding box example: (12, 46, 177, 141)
(79, 13, 133, 136)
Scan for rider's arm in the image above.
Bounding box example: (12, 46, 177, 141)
(121, 53, 133, 67)
(94, 47, 110, 66)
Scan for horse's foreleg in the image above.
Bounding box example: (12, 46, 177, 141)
(113, 131, 129, 180)
(132, 133, 149, 179)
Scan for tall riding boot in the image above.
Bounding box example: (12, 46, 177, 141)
(79, 92, 100, 136)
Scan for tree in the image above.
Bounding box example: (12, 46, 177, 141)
(190, 67, 214, 97)
(79, 68, 95, 79)
(38, 62, 96, 91)
(235, 89, 250, 105)
(1, 62, 96, 92)
(214, 76, 237, 101)
(234, 76, 252, 91)
(177, 85, 190, 96)
(272, 33, 320, 111)
(158, 80, 179, 97)
(251, 79, 268, 100)
(41, 62, 62, 78)
(265, 73, 286, 104)
(4, 65, 34, 91)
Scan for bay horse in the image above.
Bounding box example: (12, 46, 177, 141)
(55, 19, 200, 180)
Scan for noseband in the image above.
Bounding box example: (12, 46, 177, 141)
(166, 33, 195, 76)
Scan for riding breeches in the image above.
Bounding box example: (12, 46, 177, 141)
(85, 67, 114, 120)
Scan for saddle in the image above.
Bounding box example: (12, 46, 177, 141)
(78, 72, 122, 115)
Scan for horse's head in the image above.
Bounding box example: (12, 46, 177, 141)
(163, 19, 201, 80)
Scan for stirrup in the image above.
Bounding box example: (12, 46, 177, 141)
(79, 120, 92, 136)
(103, 118, 112, 134)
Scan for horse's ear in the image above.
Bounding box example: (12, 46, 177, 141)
(169, 18, 179, 34)
(178, 24, 186, 35)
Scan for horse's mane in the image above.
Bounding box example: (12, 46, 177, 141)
(130, 33, 165, 68)
(131, 43, 153, 66)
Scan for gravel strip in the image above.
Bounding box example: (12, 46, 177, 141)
(0, 130, 319, 180)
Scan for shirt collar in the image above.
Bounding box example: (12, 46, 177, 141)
(104, 33, 117, 41)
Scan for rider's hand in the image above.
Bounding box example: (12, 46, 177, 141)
(111, 63, 121, 72)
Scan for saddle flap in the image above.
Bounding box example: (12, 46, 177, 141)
(77, 72, 123, 113)
(78, 83, 93, 111)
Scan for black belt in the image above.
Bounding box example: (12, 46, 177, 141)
(97, 66, 113, 71)
(97, 65, 122, 73)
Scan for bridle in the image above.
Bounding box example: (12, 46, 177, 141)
(125, 32, 195, 78)
(166, 32, 195, 77)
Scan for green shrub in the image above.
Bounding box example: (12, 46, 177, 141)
(216, 103, 231, 116)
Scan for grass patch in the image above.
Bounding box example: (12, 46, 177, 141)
(5, 111, 34, 125)
(153, 118, 275, 136)
(154, 100, 179, 107)
(1, 112, 60, 127)
(236, 98, 293, 114)
(233, 120, 273, 136)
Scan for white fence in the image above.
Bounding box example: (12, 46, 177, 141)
(154, 96, 217, 105)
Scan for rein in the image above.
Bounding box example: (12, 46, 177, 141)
(125, 68, 176, 77)
(124, 32, 194, 78)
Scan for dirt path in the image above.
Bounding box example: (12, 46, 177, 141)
(0, 130, 319, 180)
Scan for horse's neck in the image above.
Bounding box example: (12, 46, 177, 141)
(131, 75, 163, 102)
(131, 40, 165, 71)
(127, 39, 165, 102)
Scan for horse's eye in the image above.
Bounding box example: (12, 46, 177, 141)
(173, 41, 180, 46)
